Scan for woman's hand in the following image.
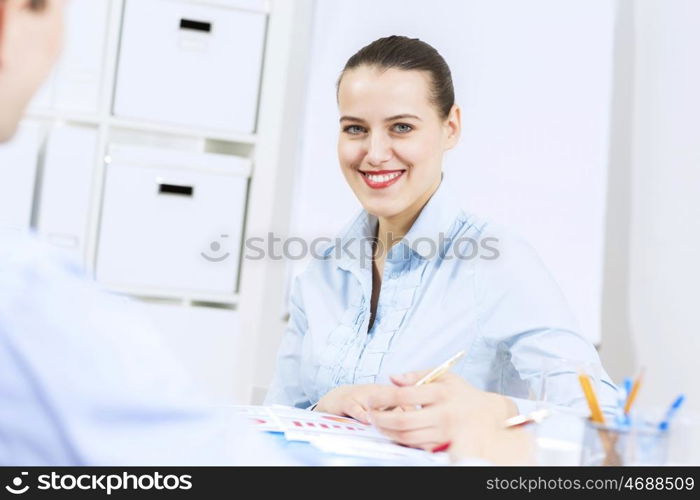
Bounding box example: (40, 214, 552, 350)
(448, 419, 534, 465)
(367, 370, 529, 463)
(314, 384, 396, 424)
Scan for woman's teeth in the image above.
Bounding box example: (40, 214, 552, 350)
(364, 171, 402, 182)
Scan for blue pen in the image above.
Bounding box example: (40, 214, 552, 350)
(619, 377, 633, 427)
(615, 383, 628, 427)
(624, 377, 633, 398)
(659, 394, 685, 431)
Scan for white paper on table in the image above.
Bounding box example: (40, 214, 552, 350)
(226, 405, 284, 433)
(227, 405, 448, 464)
(303, 435, 449, 465)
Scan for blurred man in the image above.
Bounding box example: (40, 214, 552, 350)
(0, 0, 531, 466)
(0, 0, 290, 465)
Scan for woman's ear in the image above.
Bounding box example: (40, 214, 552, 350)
(444, 104, 461, 151)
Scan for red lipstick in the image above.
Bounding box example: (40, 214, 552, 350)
(359, 169, 405, 189)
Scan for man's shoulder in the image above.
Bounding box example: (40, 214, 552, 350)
(0, 231, 87, 301)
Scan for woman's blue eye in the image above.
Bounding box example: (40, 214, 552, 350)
(393, 123, 413, 133)
(344, 125, 366, 135)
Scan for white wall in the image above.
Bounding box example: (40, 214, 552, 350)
(287, 0, 615, 349)
(599, 0, 636, 385)
(624, 0, 700, 410)
(240, 0, 315, 402)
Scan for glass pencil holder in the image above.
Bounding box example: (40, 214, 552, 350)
(580, 418, 669, 466)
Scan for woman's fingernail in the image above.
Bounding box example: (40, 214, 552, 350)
(432, 442, 451, 453)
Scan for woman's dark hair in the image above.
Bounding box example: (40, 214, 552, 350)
(337, 35, 455, 119)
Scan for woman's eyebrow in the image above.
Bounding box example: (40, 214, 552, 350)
(339, 116, 366, 123)
(385, 114, 421, 122)
(339, 114, 421, 123)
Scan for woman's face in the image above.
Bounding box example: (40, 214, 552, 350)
(337, 65, 460, 221)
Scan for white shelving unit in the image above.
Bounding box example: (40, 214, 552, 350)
(19, 0, 298, 300)
(1, 0, 314, 403)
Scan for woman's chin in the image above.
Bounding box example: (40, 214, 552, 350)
(362, 200, 408, 221)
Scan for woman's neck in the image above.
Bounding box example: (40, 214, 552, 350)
(375, 177, 441, 257)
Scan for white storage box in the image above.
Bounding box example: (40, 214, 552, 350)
(36, 125, 98, 254)
(113, 0, 266, 134)
(135, 301, 241, 403)
(28, 0, 109, 114)
(53, 0, 110, 114)
(96, 145, 250, 295)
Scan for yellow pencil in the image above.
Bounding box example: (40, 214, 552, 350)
(415, 350, 465, 386)
(578, 373, 606, 424)
(624, 368, 645, 415)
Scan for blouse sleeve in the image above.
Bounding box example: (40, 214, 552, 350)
(474, 228, 618, 416)
(264, 275, 312, 408)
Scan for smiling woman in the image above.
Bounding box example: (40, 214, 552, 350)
(334, 38, 461, 334)
(265, 35, 617, 453)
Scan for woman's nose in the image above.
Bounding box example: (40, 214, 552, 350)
(365, 132, 393, 166)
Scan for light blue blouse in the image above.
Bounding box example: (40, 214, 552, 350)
(265, 177, 618, 414)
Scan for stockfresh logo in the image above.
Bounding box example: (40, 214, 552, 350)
(5, 472, 29, 495)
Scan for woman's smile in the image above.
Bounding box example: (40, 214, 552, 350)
(359, 168, 406, 189)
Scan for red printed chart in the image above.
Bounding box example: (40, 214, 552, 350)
(227, 404, 447, 464)
(228, 405, 387, 441)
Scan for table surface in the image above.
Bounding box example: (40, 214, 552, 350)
(262, 408, 590, 466)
